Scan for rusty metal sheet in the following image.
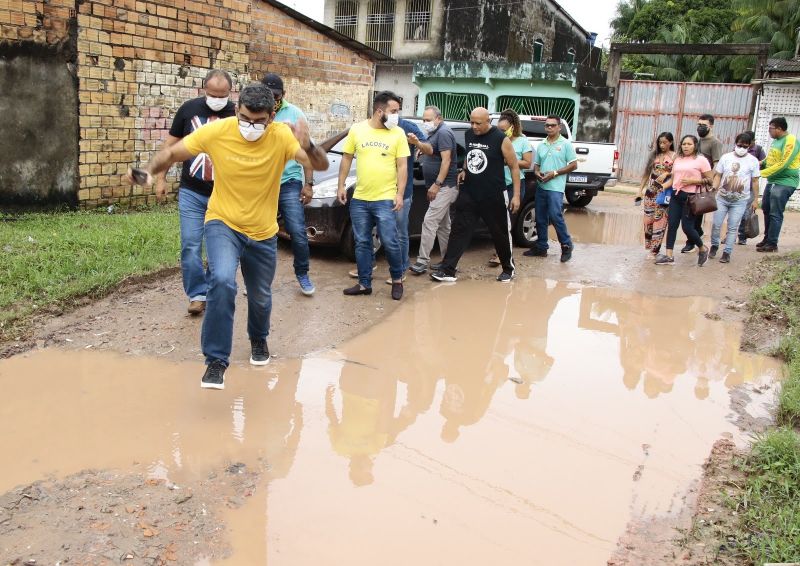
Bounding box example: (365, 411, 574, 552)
(615, 80, 753, 182)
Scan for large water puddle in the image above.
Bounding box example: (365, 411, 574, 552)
(561, 208, 644, 246)
(0, 279, 784, 565)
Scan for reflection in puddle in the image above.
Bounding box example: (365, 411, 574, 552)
(560, 208, 644, 246)
(0, 279, 784, 565)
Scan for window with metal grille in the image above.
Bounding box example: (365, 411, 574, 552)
(404, 0, 431, 41)
(566, 48, 576, 64)
(496, 95, 576, 131)
(334, 1, 359, 39)
(533, 39, 544, 63)
(425, 92, 488, 121)
(366, 0, 395, 57)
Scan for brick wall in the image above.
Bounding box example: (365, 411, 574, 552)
(1, 0, 378, 207)
(0, 0, 74, 44)
(75, 0, 251, 207)
(250, 0, 374, 141)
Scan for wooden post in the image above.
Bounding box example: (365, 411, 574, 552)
(607, 48, 622, 141)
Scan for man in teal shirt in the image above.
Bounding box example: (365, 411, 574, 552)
(262, 73, 316, 295)
(526, 114, 579, 262)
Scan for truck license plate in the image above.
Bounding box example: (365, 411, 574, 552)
(568, 174, 588, 183)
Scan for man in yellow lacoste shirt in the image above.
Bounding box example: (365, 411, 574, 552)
(127, 83, 328, 390)
(337, 90, 411, 301)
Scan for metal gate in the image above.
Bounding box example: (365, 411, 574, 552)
(615, 80, 753, 183)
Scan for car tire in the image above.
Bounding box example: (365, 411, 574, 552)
(565, 189, 593, 208)
(513, 200, 537, 247)
(339, 222, 382, 261)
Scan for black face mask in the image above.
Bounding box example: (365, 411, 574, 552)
(697, 125, 710, 138)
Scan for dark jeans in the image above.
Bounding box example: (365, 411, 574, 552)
(202, 220, 277, 366)
(441, 189, 514, 276)
(278, 179, 310, 277)
(762, 183, 797, 246)
(666, 191, 703, 250)
(350, 198, 404, 288)
(534, 187, 572, 251)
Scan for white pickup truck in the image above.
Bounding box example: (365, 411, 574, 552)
(490, 114, 618, 207)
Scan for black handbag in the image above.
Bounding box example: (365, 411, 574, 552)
(688, 186, 718, 216)
(743, 208, 760, 239)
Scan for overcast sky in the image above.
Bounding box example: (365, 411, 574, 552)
(287, 0, 618, 46)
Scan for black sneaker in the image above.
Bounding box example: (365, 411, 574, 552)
(757, 244, 778, 252)
(409, 261, 428, 275)
(523, 247, 547, 257)
(681, 243, 695, 253)
(719, 251, 730, 263)
(709, 245, 718, 258)
(250, 338, 270, 366)
(430, 262, 443, 271)
(430, 270, 457, 283)
(496, 271, 514, 282)
(201, 360, 226, 390)
(697, 248, 709, 266)
(560, 245, 573, 263)
(736, 239, 747, 245)
(654, 254, 674, 265)
(755, 239, 768, 249)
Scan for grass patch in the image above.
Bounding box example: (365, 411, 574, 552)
(0, 207, 180, 340)
(732, 252, 800, 563)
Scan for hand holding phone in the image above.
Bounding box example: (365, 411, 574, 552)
(127, 167, 153, 187)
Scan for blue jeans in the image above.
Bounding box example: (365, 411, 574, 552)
(711, 197, 748, 254)
(202, 220, 277, 366)
(762, 183, 797, 246)
(278, 179, 310, 277)
(350, 198, 404, 288)
(534, 187, 572, 251)
(178, 188, 210, 301)
(395, 196, 412, 272)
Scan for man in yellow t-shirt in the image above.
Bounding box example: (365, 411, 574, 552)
(127, 83, 328, 390)
(337, 91, 411, 300)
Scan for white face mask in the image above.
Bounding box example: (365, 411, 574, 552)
(206, 96, 229, 112)
(384, 112, 399, 129)
(734, 146, 748, 157)
(239, 124, 265, 142)
(420, 120, 436, 134)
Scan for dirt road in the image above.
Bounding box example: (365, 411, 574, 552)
(0, 191, 797, 565)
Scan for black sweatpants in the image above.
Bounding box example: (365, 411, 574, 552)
(440, 189, 514, 276)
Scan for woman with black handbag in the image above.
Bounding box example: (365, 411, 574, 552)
(655, 135, 714, 266)
(639, 132, 676, 257)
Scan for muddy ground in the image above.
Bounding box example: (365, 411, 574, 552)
(1, 189, 798, 565)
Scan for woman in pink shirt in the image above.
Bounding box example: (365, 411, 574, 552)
(655, 135, 714, 266)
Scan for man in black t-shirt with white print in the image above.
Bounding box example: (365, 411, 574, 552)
(430, 107, 521, 283)
(157, 69, 236, 316)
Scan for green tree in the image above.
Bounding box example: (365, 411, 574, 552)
(731, 0, 800, 59)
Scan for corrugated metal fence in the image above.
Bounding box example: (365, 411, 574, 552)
(615, 80, 754, 183)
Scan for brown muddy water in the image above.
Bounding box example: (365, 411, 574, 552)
(0, 278, 784, 565)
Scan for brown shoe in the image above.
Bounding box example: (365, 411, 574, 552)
(391, 282, 403, 300)
(188, 300, 206, 315)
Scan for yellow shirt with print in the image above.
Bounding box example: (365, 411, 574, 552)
(182, 116, 300, 240)
(343, 120, 411, 201)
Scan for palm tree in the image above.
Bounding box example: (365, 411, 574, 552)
(731, 0, 800, 59)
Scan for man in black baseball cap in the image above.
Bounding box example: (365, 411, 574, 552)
(262, 73, 284, 98)
(260, 72, 318, 296)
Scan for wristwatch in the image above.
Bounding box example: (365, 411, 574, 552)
(433, 180, 443, 186)
(552, 171, 559, 177)
(304, 180, 314, 186)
